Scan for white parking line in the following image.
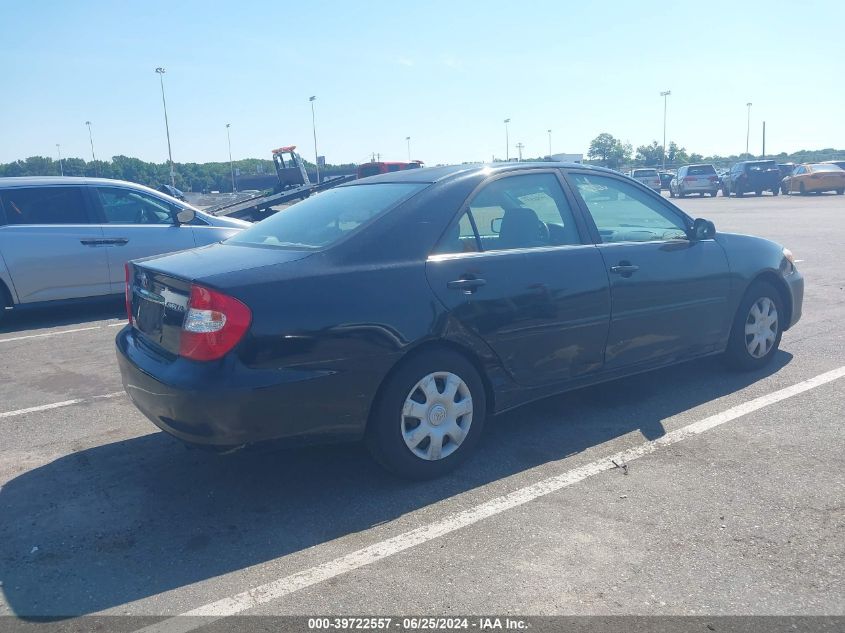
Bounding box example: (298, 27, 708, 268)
(0, 326, 102, 343)
(0, 392, 124, 419)
(136, 365, 845, 631)
(0, 321, 125, 343)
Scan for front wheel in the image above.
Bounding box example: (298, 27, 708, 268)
(781, 183, 789, 195)
(837, 188, 844, 195)
(723, 281, 784, 371)
(771, 188, 779, 196)
(366, 349, 487, 479)
(669, 187, 675, 198)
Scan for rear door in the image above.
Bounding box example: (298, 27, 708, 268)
(0, 185, 109, 303)
(91, 186, 198, 293)
(425, 171, 610, 387)
(566, 170, 731, 369)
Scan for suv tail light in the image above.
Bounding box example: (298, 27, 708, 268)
(684, 176, 696, 182)
(709, 176, 718, 182)
(179, 284, 252, 361)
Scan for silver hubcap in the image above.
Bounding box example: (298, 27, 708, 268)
(745, 297, 778, 359)
(401, 371, 473, 461)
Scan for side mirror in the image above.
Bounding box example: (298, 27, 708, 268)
(490, 218, 502, 234)
(175, 208, 196, 225)
(691, 217, 716, 240)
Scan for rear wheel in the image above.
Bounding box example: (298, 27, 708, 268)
(722, 184, 730, 196)
(723, 281, 784, 371)
(781, 183, 789, 195)
(771, 188, 779, 196)
(669, 187, 675, 198)
(735, 185, 744, 198)
(0, 291, 7, 327)
(755, 189, 762, 196)
(799, 183, 806, 195)
(366, 349, 487, 479)
(710, 190, 719, 197)
(837, 188, 844, 195)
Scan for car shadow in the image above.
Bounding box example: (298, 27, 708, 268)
(0, 297, 125, 335)
(0, 351, 791, 618)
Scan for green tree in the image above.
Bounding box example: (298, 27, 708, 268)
(635, 141, 663, 166)
(588, 133, 632, 170)
(666, 141, 688, 165)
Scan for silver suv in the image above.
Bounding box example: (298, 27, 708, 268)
(670, 164, 720, 198)
(0, 177, 249, 323)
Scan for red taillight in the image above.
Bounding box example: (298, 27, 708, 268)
(684, 176, 696, 182)
(124, 263, 132, 324)
(709, 176, 718, 182)
(179, 284, 252, 361)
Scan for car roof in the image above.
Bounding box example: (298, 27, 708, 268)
(0, 176, 149, 188)
(347, 161, 615, 185)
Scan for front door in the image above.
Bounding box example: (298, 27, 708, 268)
(566, 171, 731, 370)
(0, 186, 109, 303)
(425, 171, 610, 387)
(92, 186, 198, 293)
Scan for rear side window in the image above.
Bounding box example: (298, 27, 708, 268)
(810, 164, 842, 172)
(687, 165, 716, 176)
(228, 183, 426, 249)
(0, 186, 90, 225)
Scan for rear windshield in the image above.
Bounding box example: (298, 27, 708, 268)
(746, 161, 777, 170)
(632, 169, 658, 177)
(810, 164, 843, 172)
(227, 183, 426, 249)
(687, 165, 716, 176)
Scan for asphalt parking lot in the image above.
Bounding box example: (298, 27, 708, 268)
(1, 192, 843, 624)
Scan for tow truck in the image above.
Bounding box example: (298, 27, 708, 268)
(208, 146, 355, 222)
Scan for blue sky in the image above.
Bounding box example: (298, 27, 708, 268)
(2, 0, 842, 166)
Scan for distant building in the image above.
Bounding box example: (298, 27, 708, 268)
(550, 153, 583, 163)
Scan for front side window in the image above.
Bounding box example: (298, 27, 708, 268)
(467, 173, 581, 251)
(96, 187, 177, 225)
(432, 211, 479, 255)
(0, 186, 89, 225)
(570, 173, 688, 243)
(228, 183, 426, 249)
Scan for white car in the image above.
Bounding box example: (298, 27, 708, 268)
(627, 168, 661, 191)
(0, 177, 249, 323)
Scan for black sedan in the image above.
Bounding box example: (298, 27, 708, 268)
(117, 163, 804, 479)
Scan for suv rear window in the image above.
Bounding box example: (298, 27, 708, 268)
(0, 186, 90, 225)
(632, 169, 658, 177)
(227, 183, 426, 249)
(686, 165, 716, 176)
(746, 161, 777, 170)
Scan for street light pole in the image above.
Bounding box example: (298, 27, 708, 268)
(226, 123, 236, 193)
(504, 118, 510, 161)
(155, 67, 176, 188)
(56, 144, 64, 176)
(85, 121, 97, 175)
(746, 102, 753, 156)
(660, 90, 671, 171)
(547, 129, 552, 159)
(406, 136, 411, 162)
(309, 96, 319, 184)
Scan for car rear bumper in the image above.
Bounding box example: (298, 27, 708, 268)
(115, 327, 388, 448)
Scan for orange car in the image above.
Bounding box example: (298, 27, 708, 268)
(781, 163, 845, 195)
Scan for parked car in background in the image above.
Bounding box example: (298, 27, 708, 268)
(0, 177, 248, 323)
(158, 184, 186, 201)
(780, 163, 845, 195)
(721, 160, 782, 197)
(778, 163, 796, 179)
(669, 164, 720, 198)
(116, 162, 803, 478)
(658, 171, 674, 190)
(627, 168, 661, 190)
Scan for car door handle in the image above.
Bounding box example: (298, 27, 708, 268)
(610, 264, 640, 275)
(447, 278, 487, 294)
(80, 238, 106, 246)
(105, 238, 129, 246)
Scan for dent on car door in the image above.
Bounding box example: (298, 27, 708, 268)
(566, 172, 731, 369)
(0, 186, 110, 303)
(93, 187, 198, 293)
(425, 171, 611, 387)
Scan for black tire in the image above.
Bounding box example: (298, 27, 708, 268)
(735, 184, 744, 198)
(755, 189, 762, 196)
(0, 288, 8, 327)
(669, 187, 675, 198)
(723, 281, 784, 371)
(781, 183, 789, 195)
(836, 188, 844, 195)
(771, 188, 779, 196)
(677, 189, 686, 198)
(799, 183, 806, 195)
(366, 349, 487, 479)
(710, 190, 719, 197)
(722, 184, 730, 196)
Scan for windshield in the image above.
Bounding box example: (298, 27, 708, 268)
(227, 183, 426, 249)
